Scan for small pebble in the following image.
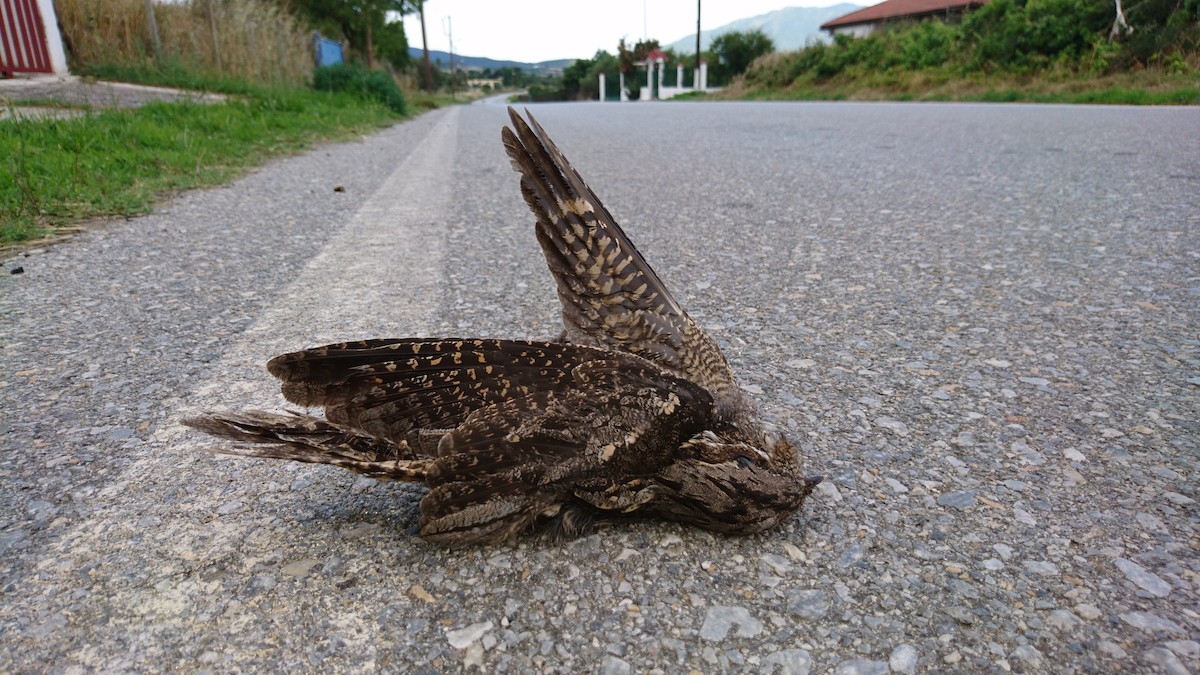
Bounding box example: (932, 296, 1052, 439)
(889, 644, 918, 674)
(699, 605, 762, 640)
(1113, 558, 1172, 597)
(1120, 611, 1185, 636)
(937, 490, 977, 509)
(446, 621, 493, 650)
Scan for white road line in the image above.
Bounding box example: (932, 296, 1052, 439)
(184, 106, 461, 414)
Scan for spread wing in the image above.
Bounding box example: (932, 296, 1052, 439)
(502, 107, 741, 405)
(417, 360, 714, 544)
(264, 338, 622, 450)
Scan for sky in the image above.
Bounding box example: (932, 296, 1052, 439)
(401, 1, 849, 64)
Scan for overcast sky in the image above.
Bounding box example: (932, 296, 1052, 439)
(401, 1, 848, 63)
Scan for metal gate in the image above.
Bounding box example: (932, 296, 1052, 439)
(0, 0, 53, 75)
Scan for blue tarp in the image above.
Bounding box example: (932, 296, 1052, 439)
(313, 34, 343, 67)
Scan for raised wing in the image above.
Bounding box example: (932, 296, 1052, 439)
(502, 107, 741, 404)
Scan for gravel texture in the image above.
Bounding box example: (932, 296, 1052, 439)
(2, 100, 1198, 672)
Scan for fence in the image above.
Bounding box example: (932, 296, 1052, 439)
(1, 0, 50, 74)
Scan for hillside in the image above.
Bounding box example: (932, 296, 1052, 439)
(665, 4, 863, 52)
(727, 0, 1199, 105)
(406, 47, 572, 72)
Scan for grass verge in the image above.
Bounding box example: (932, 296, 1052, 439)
(721, 69, 1200, 105)
(2, 86, 402, 248)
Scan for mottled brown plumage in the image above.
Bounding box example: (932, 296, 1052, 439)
(186, 107, 820, 545)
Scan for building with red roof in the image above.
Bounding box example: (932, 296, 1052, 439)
(820, 0, 989, 37)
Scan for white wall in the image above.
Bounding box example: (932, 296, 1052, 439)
(37, 0, 70, 74)
(831, 24, 877, 38)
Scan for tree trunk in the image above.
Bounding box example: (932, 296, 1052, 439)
(144, 0, 162, 60)
(1110, 0, 1131, 39)
(366, 24, 375, 70)
(207, 0, 221, 70)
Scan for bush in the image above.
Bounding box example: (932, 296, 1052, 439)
(961, 0, 1112, 69)
(1119, 0, 1200, 66)
(711, 30, 776, 78)
(897, 21, 957, 69)
(740, 0, 1197, 86)
(312, 64, 407, 114)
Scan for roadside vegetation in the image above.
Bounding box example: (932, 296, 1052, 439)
(723, 0, 1199, 103)
(3, 0, 445, 248)
(1, 80, 404, 247)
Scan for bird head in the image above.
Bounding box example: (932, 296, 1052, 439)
(652, 427, 821, 534)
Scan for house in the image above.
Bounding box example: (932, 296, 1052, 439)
(466, 77, 503, 90)
(820, 0, 988, 38)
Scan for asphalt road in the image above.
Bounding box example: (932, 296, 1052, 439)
(2, 101, 1198, 673)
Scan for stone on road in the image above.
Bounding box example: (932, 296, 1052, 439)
(2, 101, 1197, 672)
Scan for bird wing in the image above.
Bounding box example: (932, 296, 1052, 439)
(265, 338, 624, 451)
(501, 107, 740, 401)
(417, 359, 714, 544)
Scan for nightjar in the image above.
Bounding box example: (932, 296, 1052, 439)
(186, 107, 821, 545)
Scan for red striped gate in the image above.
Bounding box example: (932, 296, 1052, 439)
(0, 0, 53, 75)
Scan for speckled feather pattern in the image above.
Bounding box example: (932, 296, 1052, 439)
(185, 108, 819, 545)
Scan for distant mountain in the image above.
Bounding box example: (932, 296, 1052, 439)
(666, 4, 863, 53)
(407, 47, 572, 73)
(406, 5, 864, 71)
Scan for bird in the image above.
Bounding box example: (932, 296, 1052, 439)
(185, 107, 821, 546)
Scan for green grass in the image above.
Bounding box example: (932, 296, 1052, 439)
(726, 68, 1200, 106)
(2, 85, 403, 247)
(78, 61, 270, 95)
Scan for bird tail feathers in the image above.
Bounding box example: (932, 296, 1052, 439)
(183, 411, 430, 481)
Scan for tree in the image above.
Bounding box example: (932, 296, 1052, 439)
(289, 0, 411, 68)
(710, 29, 775, 77)
(618, 37, 662, 72)
(547, 49, 625, 101)
(617, 38, 662, 99)
(375, 15, 410, 70)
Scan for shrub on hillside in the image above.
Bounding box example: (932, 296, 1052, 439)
(1120, 0, 1200, 66)
(961, 0, 1111, 69)
(741, 0, 1198, 87)
(312, 64, 407, 114)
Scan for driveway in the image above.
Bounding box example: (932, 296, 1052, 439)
(0, 74, 224, 120)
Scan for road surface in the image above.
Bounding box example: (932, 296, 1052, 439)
(2, 101, 1198, 672)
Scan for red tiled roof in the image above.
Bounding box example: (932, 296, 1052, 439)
(821, 0, 987, 29)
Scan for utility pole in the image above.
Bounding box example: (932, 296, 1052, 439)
(695, 0, 701, 80)
(419, 0, 433, 91)
(443, 16, 456, 99)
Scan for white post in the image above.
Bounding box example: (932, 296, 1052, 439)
(656, 57, 665, 99)
(677, 64, 684, 90)
(37, 0, 70, 74)
(598, 73, 606, 102)
(699, 61, 708, 91)
(619, 72, 628, 102)
(644, 62, 652, 101)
